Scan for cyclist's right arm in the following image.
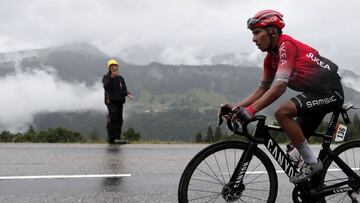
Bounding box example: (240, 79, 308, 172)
(238, 86, 269, 107)
(237, 54, 275, 107)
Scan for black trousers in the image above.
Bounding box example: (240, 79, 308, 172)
(291, 84, 344, 140)
(106, 102, 124, 142)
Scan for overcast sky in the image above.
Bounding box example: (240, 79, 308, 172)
(0, 0, 359, 69)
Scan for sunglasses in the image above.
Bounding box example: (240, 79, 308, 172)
(247, 18, 260, 29)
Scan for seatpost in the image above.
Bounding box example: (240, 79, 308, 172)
(320, 110, 341, 156)
(326, 111, 340, 139)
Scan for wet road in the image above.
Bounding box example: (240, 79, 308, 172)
(0, 143, 326, 202)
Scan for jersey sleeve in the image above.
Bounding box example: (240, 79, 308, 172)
(275, 41, 297, 83)
(260, 54, 275, 88)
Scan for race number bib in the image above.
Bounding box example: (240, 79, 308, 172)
(334, 124, 347, 142)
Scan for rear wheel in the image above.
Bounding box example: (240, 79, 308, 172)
(178, 140, 278, 202)
(318, 140, 360, 202)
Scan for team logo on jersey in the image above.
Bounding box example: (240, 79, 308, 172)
(306, 53, 330, 71)
(306, 95, 337, 108)
(279, 42, 287, 65)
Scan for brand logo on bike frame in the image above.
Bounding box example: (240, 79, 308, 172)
(234, 161, 250, 187)
(332, 187, 352, 194)
(266, 137, 296, 177)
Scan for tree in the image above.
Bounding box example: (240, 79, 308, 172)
(195, 131, 202, 143)
(0, 127, 85, 143)
(26, 125, 36, 135)
(24, 125, 36, 142)
(46, 127, 85, 143)
(214, 127, 223, 141)
(0, 130, 13, 142)
(123, 128, 141, 141)
(206, 126, 214, 143)
(89, 128, 100, 142)
(347, 114, 360, 141)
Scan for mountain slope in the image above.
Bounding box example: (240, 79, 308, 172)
(1, 43, 360, 140)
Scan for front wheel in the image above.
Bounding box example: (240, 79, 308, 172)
(178, 140, 278, 203)
(318, 140, 360, 202)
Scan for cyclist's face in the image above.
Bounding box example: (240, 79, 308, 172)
(252, 28, 270, 52)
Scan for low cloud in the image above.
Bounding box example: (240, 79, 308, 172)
(343, 76, 360, 95)
(0, 69, 105, 132)
(159, 46, 212, 65)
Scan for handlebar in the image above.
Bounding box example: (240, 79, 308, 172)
(230, 115, 267, 136)
(217, 104, 267, 140)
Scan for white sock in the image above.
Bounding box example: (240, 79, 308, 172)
(297, 140, 317, 164)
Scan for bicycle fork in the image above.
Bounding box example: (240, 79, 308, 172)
(220, 141, 259, 201)
(229, 141, 258, 188)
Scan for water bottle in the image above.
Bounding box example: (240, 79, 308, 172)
(286, 144, 304, 168)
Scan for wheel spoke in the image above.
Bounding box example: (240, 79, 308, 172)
(243, 162, 263, 181)
(179, 142, 275, 203)
(195, 168, 224, 185)
(245, 171, 266, 186)
(188, 193, 221, 201)
(188, 188, 220, 194)
(191, 177, 223, 185)
(324, 177, 348, 184)
(204, 193, 221, 203)
(327, 193, 343, 201)
(244, 179, 270, 184)
(353, 148, 357, 172)
(224, 149, 231, 179)
(325, 171, 344, 181)
(204, 159, 225, 185)
(339, 193, 347, 203)
(245, 188, 269, 192)
(234, 148, 237, 171)
(344, 150, 349, 166)
(241, 194, 267, 201)
(320, 142, 360, 203)
(238, 197, 249, 203)
(331, 162, 341, 170)
(213, 153, 226, 184)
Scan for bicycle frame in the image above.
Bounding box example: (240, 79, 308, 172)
(229, 117, 297, 187)
(311, 110, 360, 198)
(229, 108, 360, 199)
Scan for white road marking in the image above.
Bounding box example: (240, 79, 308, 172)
(241, 168, 360, 174)
(327, 168, 360, 172)
(0, 174, 131, 180)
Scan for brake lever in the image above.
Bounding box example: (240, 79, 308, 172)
(218, 116, 224, 126)
(232, 121, 241, 134)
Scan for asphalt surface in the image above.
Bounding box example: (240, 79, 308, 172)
(0, 143, 345, 202)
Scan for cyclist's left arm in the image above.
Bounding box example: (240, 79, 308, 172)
(250, 41, 297, 113)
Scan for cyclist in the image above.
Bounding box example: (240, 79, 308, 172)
(228, 10, 344, 183)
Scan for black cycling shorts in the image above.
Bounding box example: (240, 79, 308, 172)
(290, 88, 344, 138)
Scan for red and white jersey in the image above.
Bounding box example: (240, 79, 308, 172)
(261, 34, 339, 92)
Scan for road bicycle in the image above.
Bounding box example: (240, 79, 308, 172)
(178, 104, 360, 202)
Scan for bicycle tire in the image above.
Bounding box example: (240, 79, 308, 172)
(178, 140, 278, 203)
(318, 139, 360, 202)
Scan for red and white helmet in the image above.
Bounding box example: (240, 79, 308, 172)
(247, 10, 285, 30)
